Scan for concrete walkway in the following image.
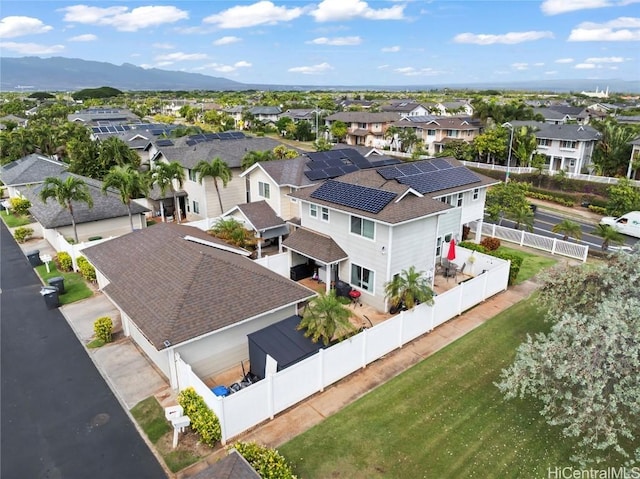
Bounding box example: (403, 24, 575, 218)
(17, 234, 541, 479)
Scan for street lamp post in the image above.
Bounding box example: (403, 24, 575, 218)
(506, 125, 514, 183)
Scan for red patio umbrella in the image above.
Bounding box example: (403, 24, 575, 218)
(447, 238, 457, 261)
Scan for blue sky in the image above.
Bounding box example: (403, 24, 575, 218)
(1, 0, 639, 86)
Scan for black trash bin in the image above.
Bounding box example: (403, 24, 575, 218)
(26, 250, 43, 267)
(48, 276, 65, 294)
(40, 286, 59, 309)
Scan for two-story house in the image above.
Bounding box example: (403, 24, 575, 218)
(392, 116, 481, 156)
(147, 132, 293, 221)
(285, 157, 498, 312)
(380, 100, 430, 117)
(67, 107, 140, 126)
(507, 121, 601, 174)
(324, 112, 401, 148)
(248, 106, 282, 127)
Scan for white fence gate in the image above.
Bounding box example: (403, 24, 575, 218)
(175, 257, 510, 444)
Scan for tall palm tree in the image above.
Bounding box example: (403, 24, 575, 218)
(384, 125, 401, 151)
(39, 175, 94, 243)
(592, 224, 625, 251)
(384, 266, 435, 313)
(151, 161, 186, 223)
(102, 165, 150, 231)
(241, 150, 275, 171)
(297, 290, 355, 346)
(509, 205, 535, 232)
(552, 219, 583, 242)
(194, 158, 232, 214)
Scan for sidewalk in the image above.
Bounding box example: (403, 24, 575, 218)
(17, 234, 541, 478)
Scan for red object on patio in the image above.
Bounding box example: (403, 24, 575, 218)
(447, 238, 457, 261)
(348, 289, 361, 305)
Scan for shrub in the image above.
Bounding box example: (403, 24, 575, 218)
(177, 387, 221, 447)
(490, 249, 523, 286)
(232, 442, 297, 479)
(13, 226, 33, 243)
(56, 252, 73, 272)
(93, 316, 113, 343)
(9, 197, 31, 216)
(458, 241, 488, 254)
(480, 237, 501, 251)
(76, 256, 96, 282)
(588, 205, 607, 215)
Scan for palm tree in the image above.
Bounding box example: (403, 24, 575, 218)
(241, 150, 275, 170)
(102, 165, 150, 232)
(39, 175, 94, 243)
(592, 224, 625, 251)
(384, 125, 401, 151)
(509, 205, 535, 232)
(297, 290, 355, 346)
(551, 219, 583, 242)
(384, 266, 435, 314)
(194, 158, 232, 214)
(151, 161, 186, 223)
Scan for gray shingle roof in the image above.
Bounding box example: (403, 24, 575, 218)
(257, 157, 316, 187)
(283, 227, 348, 264)
(0, 154, 68, 186)
(288, 158, 497, 224)
(82, 223, 316, 349)
(234, 200, 285, 231)
(157, 137, 289, 169)
(325, 112, 401, 123)
(22, 172, 149, 228)
(508, 121, 601, 141)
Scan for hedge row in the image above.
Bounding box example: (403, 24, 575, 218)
(459, 241, 523, 286)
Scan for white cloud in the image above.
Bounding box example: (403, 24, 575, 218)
(512, 63, 529, 70)
(545, 71, 558, 75)
(0, 41, 64, 55)
(381, 45, 400, 52)
(575, 63, 597, 69)
(541, 0, 613, 15)
(203, 61, 252, 73)
(204, 2, 304, 29)
(310, 0, 405, 22)
(584, 56, 626, 63)
(453, 31, 554, 44)
(568, 17, 640, 41)
(288, 62, 333, 74)
(60, 5, 188, 32)
(555, 58, 574, 63)
(68, 34, 97, 42)
(534, 62, 545, 67)
(155, 61, 174, 67)
(213, 36, 241, 46)
(153, 43, 174, 49)
(378, 64, 389, 69)
(393, 66, 442, 76)
(155, 52, 208, 62)
(0, 16, 53, 38)
(308, 36, 361, 45)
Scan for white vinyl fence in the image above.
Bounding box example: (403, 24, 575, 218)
(472, 221, 589, 262)
(175, 256, 510, 444)
(43, 229, 114, 270)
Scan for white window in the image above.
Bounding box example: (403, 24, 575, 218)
(258, 181, 270, 199)
(436, 236, 443, 257)
(427, 129, 436, 136)
(351, 264, 374, 292)
(350, 216, 375, 239)
(321, 206, 329, 222)
(192, 200, 200, 214)
(473, 188, 479, 201)
(456, 193, 463, 207)
(188, 169, 198, 182)
(310, 203, 317, 218)
(538, 138, 551, 147)
(560, 140, 577, 149)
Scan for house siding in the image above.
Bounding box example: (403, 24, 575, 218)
(55, 214, 145, 242)
(182, 168, 246, 219)
(246, 168, 282, 217)
(388, 217, 438, 282)
(128, 316, 171, 380)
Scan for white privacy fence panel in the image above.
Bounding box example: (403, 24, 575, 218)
(254, 252, 289, 278)
(475, 222, 588, 262)
(175, 252, 511, 444)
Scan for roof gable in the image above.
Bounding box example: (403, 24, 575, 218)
(0, 154, 68, 186)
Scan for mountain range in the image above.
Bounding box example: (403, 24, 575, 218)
(1, 56, 639, 94)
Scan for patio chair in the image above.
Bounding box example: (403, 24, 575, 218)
(452, 262, 466, 282)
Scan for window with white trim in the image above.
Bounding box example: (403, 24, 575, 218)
(192, 200, 200, 214)
(320, 206, 329, 222)
(350, 216, 374, 239)
(258, 181, 270, 199)
(456, 192, 463, 207)
(473, 188, 479, 200)
(560, 140, 577, 149)
(538, 138, 551, 147)
(436, 236, 443, 257)
(188, 169, 198, 182)
(351, 264, 374, 292)
(309, 203, 317, 218)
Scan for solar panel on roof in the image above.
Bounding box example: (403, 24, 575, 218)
(305, 170, 331, 181)
(324, 166, 344, 178)
(397, 163, 422, 176)
(92, 127, 100, 133)
(204, 133, 218, 140)
(326, 150, 346, 160)
(186, 139, 197, 146)
(324, 157, 345, 167)
(307, 151, 329, 162)
(230, 132, 245, 139)
(416, 162, 437, 173)
(340, 164, 359, 174)
(307, 159, 328, 169)
(377, 166, 402, 180)
(156, 139, 174, 147)
(431, 158, 454, 170)
(370, 158, 402, 167)
(311, 180, 397, 214)
(397, 167, 480, 194)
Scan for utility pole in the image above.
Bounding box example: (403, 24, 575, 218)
(506, 125, 514, 183)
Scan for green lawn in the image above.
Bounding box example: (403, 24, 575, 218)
(1, 210, 33, 228)
(496, 245, 558, 284)
(35, 262, 93, 305)
(279, 296, 582, 478)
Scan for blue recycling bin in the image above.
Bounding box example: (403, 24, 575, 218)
(211, 385, 229, 397)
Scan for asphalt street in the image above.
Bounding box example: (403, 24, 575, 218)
(0, 222, 166, 479)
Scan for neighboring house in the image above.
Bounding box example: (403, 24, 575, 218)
(324, 112, 401, 147)
(380, 100, 429, 117)
(22, 171, 149, 244)
(147, 132, 294, 220)
(222, 200, 289, 258)
(431, 101, 474, 117)
(0, 114, 28, 129)
(241, 147, 401, 221)
(507, 121, 601, 174)
(532, 107, 574, 125)
(0, 153, 68, 199)
(224, 106, 244, 129)
(82, 222, 316, 388)
(286, 157, 498, 311)
(392, 116, 481, 155)
(281, 108, 318, 123)
(248, 106, 282, 125)
(67, 107, 140, 126)
(336, 99, 374, 110)
(91, 131, 154, 166)
(629, 136, 640, 180)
